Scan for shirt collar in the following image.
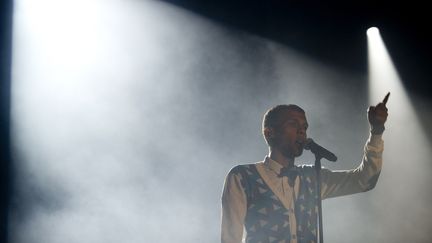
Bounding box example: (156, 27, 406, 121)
(264, 156, 299, 176)
(264, 156, 285, 175)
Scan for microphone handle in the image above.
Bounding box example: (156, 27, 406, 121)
(306, 139, 338, 162)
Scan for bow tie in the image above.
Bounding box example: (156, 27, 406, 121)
(279, 167, 299, 187)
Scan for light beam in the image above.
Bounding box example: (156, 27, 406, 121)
(367, 26, 432, 242)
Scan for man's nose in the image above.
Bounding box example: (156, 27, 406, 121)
(297, 127, 306, 136)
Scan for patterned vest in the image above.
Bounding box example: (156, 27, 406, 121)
(232, 164, 318, 243)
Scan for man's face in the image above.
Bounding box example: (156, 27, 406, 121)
(272, 110, 308, 158)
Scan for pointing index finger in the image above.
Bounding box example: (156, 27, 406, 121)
(382, 92, 390, 105)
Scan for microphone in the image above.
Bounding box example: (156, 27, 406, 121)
(304, 138, 337, 162)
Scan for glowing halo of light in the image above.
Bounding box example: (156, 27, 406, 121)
(366, 27, 379, 37)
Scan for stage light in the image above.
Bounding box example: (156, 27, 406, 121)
(367, 27, 432, 242)
(11, 0, 231, 242)
(366, 27, 379, 37)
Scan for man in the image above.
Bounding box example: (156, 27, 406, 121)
(221, 94, 389, 243)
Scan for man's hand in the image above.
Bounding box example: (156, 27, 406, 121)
(368, 92, 389, 135)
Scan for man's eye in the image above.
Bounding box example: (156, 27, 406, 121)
(286, 121, 299, 128)
(285, 120, 308, 130)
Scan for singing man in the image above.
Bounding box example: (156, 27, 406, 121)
(221, 94, 389, 243)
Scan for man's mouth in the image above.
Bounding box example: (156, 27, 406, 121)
(295, 139, 305, 149)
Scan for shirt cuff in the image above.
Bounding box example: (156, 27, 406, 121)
(368, 133, 384, 148)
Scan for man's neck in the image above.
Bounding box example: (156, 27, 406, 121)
(269, 149, 295, 168)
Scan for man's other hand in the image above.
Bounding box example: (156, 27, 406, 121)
(368, 92, 389, 134)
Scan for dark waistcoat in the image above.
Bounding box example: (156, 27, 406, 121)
(232, 164, 318, 243)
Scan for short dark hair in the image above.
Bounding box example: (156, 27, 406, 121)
(262, 104, 305, 145)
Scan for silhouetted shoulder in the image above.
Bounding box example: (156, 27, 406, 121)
(227, 162, 262, 177)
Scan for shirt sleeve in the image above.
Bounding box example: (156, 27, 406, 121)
(221, 167, 247, 243)
(320, 134, 384, 199)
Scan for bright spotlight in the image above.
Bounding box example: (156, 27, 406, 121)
(366, 27, 379, 37)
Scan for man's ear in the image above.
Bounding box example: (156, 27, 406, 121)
(263, 127, 274, 140)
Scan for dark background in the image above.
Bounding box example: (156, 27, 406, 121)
(1, 0, 12, 241)
(0, 0, 430, 242)
(165, 0, 431, 97)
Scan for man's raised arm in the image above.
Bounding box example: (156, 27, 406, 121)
(320, 93, 389, 199)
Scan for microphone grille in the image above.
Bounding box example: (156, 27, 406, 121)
(304, 138, 313, 150)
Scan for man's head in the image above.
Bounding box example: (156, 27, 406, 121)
(262, 104, 308, 159)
